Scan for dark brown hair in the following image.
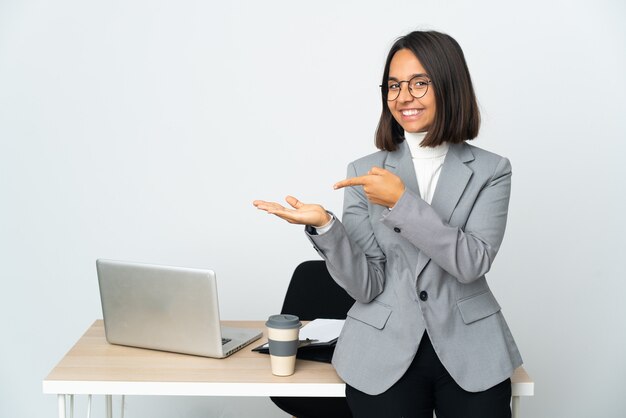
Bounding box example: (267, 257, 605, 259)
(375, 31, 480, 151)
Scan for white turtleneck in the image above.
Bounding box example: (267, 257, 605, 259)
(404, 131, 449, 205)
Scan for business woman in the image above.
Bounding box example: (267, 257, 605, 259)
(254, 30, 522, 418)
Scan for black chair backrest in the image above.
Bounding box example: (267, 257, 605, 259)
(280, 260, 355, 321)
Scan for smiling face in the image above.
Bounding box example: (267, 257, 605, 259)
(386, 48, 436, 133)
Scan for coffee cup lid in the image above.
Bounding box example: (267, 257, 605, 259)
(266, 314, 301, 329)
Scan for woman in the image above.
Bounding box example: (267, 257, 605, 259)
(254, 30, 522, 418)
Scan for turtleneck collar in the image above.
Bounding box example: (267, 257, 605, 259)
(404, 131, 449, 159)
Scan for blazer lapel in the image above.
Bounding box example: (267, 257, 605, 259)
(383, 141, 474, 281)
(415, 142, 474, 279)
(430, 142, 474, 223)
(384, 140, 420, 198)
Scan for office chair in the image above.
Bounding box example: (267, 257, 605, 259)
(270, 260, 355, 418)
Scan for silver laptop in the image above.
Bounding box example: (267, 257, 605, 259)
(96, 259, 262, 358)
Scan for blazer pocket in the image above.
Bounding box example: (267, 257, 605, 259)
(347, 301, 392, 330)
(457, 291, 501, 324)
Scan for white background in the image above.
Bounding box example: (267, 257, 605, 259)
(1, 1, 625, 417)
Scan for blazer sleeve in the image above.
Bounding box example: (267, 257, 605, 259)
(306, 162, 386, 303)
(381, 157, 512, 284)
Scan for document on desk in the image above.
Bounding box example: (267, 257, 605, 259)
(254, 319, 345, 350)
(299, 319, 345, 344)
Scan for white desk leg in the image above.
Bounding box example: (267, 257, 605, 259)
(512, 395, 520, 418)
(106, 395, 113, 418)
(69, 394, 74, 418)
(58, 394, 66, 418)
(87, 394, 92, 418)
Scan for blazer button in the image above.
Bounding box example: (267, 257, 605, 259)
(393, 227, 401, 233)
(419, 291, 428, 301)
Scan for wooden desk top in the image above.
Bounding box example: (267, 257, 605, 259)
(43, 320, 533, 397)
(43, 320, 345, 396)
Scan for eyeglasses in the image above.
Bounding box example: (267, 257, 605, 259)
(381, 75, 432, 101)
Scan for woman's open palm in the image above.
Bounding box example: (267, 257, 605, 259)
(253, 195, 331, 227)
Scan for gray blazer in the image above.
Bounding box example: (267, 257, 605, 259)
(307, 140, 522, 395)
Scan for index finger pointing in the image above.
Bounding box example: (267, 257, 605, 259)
(333, 175, 370, 190)
(368, 166, 388, 175)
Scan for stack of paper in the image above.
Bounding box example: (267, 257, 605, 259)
(254, 318, 345, 350)
(299, 318, 345, 345)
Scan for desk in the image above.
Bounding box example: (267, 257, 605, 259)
(43, 320, 534, 418)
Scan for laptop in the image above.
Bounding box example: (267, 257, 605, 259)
(96, 259, 262, 358)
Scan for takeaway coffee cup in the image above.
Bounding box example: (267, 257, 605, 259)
(265, 314, 302, 376)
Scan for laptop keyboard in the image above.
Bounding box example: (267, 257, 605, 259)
(221, 338, 232, 345)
